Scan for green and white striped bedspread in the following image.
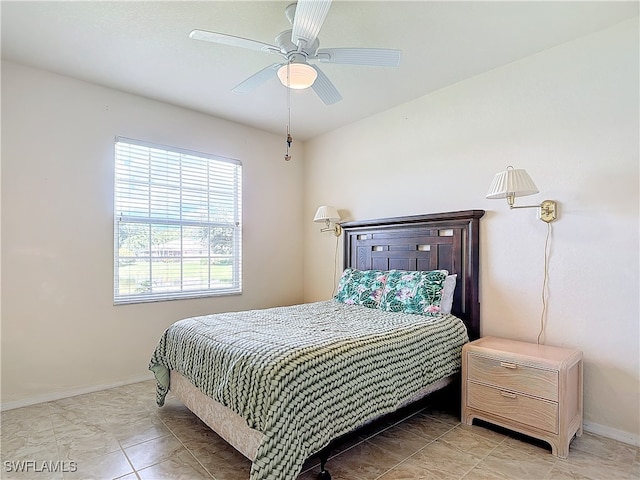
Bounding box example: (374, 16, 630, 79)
(149, 300, 468, 480)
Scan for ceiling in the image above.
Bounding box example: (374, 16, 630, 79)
(2, 1, 637, 141)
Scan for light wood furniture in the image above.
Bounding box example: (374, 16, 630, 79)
(462, 336, 583, 458)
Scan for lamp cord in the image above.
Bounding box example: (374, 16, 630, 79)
(537, 221, 553, 345)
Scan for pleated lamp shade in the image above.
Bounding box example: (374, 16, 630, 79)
(313, 205, 341, 223)
(486, 167, 539, 199)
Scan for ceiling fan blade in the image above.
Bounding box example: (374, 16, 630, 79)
(311, 65, 342, 105)
(291, 0, 332, 50)
(232, 63, 282, 94)
(315, 48, 402, 67)
(189, 29, 282, 55)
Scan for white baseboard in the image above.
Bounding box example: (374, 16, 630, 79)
(0, 373, 154, 412)
(583, 421, 640, 447)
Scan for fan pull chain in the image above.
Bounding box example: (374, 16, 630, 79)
(284, 126, 292, 161)
(284, 61, 292, 161)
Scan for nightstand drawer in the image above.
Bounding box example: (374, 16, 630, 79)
(467, 353, 558, 401)
(467, 381, 558, 434)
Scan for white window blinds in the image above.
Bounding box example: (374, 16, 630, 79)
(114, 137, 242, 304)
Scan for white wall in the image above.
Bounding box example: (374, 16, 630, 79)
(1, 62, 305, 407)
(303, 19, 639, 443)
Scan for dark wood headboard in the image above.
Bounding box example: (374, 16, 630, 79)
(341, 210, 485, 340)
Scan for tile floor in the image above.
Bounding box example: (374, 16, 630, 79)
(1, 380, 638, 480)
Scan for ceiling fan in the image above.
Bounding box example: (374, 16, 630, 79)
(189, 0, 402, 105)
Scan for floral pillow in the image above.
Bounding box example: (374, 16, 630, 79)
(378, 269, 449, 315)
(334, 268, 388, 308)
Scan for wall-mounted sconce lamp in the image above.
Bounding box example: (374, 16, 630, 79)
(486, 166, 557, 223)
(313, 205, 342, 236)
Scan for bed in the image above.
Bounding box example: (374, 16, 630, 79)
(150, 210, 484, 480)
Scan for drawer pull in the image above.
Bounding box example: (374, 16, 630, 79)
(500, 391, 517, 399)
(500, 362, 518, 369)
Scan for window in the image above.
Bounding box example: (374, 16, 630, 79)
(114, 137, 242, 304)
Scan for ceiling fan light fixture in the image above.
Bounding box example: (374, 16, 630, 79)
(277, 62, 317, 89)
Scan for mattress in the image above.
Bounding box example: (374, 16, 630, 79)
(170, 370, 263, 460)
(150, 300, 468, 480)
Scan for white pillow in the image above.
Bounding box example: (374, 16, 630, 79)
(440, 274, 457, 314)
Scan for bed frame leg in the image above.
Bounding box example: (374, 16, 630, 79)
(317, 449, 331, 480)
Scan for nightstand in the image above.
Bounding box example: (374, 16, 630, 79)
(462, 336, 583, 458)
